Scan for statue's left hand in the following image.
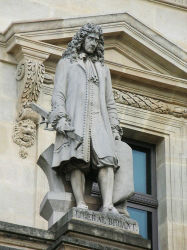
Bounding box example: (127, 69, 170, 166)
(111, 125, 123, 141)
(113, 131, 121, 140)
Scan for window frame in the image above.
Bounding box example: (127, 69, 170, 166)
(91, 138, 158, 250)
(124, 138, 158, 250)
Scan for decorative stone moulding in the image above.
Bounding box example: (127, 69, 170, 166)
(155, 0, 187, 9)
(17, 59, 45, 107)
(113, 89, 187, 119)
(43, 73, 54, 85)
(13, 58, 45, 158)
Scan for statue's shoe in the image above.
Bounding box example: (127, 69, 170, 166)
(101, 205, 119, 214)
(121, 209, 130, 218)
(77, 202, 88, 210)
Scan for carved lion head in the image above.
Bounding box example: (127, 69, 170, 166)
(13, 119, 36, 148)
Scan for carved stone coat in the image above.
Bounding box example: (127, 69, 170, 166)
(50, 58, 120, 169)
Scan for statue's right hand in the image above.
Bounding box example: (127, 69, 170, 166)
(56, 117, 74, 134)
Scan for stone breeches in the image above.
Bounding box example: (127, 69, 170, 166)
(58, 140, 118, 176)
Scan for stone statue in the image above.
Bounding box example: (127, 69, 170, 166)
(36, 23, 134, 226)
(50, 23, 123, 213)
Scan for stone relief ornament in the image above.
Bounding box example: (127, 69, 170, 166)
(13, 59, 45, 158)
(12, 119, 36, 158)
(113, 89, 187, 118)
(21, 59, 45, 108)
(16, 62, 25, 81)
(42, 73, 54, 95)
(43, 73, 54, 85)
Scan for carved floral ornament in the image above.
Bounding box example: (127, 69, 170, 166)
(113, 89, 187, 119)
(16, 59, 45, 107)
(13, 59, 45, 158)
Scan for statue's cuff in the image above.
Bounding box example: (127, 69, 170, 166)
(49, 111, 70, 128)
(111, 125, 123, 136)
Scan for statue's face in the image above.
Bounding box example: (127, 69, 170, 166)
(83, 33, 99, 54)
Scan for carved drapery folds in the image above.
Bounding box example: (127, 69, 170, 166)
(13, 59, 45, 158)
(113, 89, 187, 119)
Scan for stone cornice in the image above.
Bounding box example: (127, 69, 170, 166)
(0, 13, 186, 74)
(3, 35, 187, 95)
(105, 43, 163, 73)
(148, 0, 187, 9)
(108, 61, 187, 94)
(117, 103, 186, 130)
(6, 35, 62, 62)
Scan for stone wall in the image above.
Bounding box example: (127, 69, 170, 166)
(0, 4, 186, 250)
(0, 0, 187, 50)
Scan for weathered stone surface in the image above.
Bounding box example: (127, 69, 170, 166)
(40, 191, 75, 228)
(0, 221, 54, 240)
(48, 235, 150, 250)
(0, 218, 149, 250)
(0, 221, 54, 249)
(50, 208, 139, 236)
(0, 246, 20, 250)
(48, 208, 150, 250)
(40, 191, 103, 229)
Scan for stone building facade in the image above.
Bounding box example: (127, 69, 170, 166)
(0, 1, 186, 249)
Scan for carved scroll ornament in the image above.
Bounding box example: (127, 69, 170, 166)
(13, 59, 45, 158)
(113, 89, 187, 119)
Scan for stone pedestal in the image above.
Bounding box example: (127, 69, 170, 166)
(40, 191, 75, 228)
(48, 208, 151, 250)
(40, 192, 102, 229)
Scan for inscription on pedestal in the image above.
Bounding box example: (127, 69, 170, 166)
(72, 208, 139, 234)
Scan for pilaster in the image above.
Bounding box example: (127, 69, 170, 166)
(9, 36, 50, 158)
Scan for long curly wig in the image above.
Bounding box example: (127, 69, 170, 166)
(62, 23, 104, 64)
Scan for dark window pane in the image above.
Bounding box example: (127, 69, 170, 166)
(127, 207, 149, 239)
(132, 149, 147, 194)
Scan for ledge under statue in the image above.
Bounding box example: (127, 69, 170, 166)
(34, 23, 137, 234)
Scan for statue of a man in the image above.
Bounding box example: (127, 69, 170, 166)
(50, 23, 123, 213)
